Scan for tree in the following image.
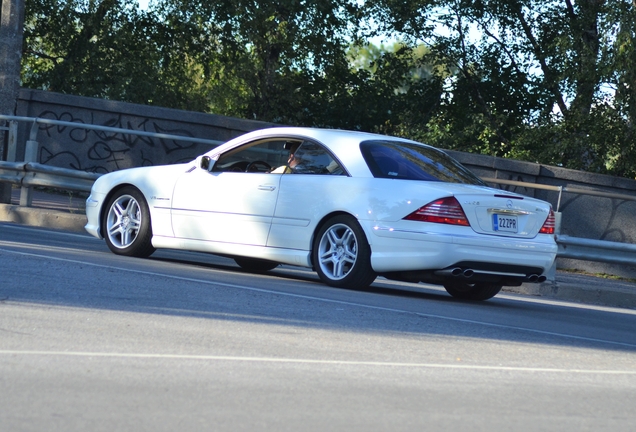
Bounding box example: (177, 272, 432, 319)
(23, 1, 636, 177)
(152, 0, 362, 122)
(148, 0, 443, 131)
(22, 0, 444, 131)
(22, 0, 212, 110)
(366, 0, 636, 177)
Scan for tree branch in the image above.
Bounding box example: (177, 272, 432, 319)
(513, 5, 569, 117)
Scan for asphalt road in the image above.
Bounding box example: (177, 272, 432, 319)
(1, 223, 636, 431)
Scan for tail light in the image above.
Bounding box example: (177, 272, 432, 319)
(539, 209, 555, 234)
(404, 197, 470, 226)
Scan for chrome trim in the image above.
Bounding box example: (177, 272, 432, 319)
(471, 269, 526, 278)
(487, 208, 530, 215)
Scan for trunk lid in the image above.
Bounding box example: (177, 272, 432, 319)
(453, 188, 552, 238)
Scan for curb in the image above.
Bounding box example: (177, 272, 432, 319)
(0, 204, 87, 233)
(504, 281, 636, 309)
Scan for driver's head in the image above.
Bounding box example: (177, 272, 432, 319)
(287, 142, 302, 166)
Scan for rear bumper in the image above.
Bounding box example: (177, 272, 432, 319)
(368, 224, 557, 275)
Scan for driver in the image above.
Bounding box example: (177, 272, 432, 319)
(270, 142, 302, 174)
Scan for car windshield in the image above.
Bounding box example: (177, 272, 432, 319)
(360, 140, 485, 185)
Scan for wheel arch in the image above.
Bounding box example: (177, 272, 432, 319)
(99, 183, 150, 236)
(309, 211, 374, 269)
(100, 183, 156, 257)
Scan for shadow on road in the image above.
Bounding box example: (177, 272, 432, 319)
(2, 228, 636, 354)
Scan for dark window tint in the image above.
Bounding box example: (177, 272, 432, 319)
(213, 138, 345, 175)
(292, 141, 345, 175)
(214, 139, 295, 172)
(360, 140, 485, 185)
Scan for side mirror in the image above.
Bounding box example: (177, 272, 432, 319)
(200, 156, 212, 171)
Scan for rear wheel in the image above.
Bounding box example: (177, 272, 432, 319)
(443, 281, 502, 301)
(313, 215, 376, 289)
(103, 187, 155, 257)
(234, 257, 279, 272)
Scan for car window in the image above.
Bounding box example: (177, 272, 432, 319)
(291, 141, 345, 175)
(213, 139, 297, 173)
(213, 138, 345, 175)
(360, 140, 485, 185)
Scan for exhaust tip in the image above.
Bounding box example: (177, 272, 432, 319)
(463, 269, 474, 278)
(527, 274, 539, 283)
(450, 268, 463, 276)
(537, 275, 547, 283)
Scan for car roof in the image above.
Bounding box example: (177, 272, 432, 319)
(238, 126, 415, 144)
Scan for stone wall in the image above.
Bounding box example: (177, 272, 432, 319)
(12, 89, 636, 277)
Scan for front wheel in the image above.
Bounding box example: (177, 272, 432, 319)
(312, 215, 376, 289)
(103, 186, 155, 257)
(443, 281, 502, 301)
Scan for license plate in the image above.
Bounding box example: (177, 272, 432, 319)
(493, 214, 518, 233)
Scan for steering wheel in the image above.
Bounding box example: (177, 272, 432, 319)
(246, 160, 272, 172)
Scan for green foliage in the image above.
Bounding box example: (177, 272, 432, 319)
(364, 0, 636, 178)
(20, 0, 636, 178)
(22, 0, 212, 109)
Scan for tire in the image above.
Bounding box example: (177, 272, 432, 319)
(103, 186, 155, 257)
(234, 257, 279, 272)
(312, 215, 376, 289)
(443, 281, 502, 301)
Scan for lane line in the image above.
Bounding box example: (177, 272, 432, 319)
(0, 350, 634, 375)
(2, 246, 636, 349)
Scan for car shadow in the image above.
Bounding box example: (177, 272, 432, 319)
(140, 254, 636, 353)
(2, 233, 635, 354)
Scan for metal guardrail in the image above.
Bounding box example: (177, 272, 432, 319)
(0, 160, 99, 192)
(556, 235, 636, 266)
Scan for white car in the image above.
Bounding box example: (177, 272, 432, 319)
(85, 127, 557, 300)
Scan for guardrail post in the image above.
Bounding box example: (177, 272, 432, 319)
(0, 121, 17, 204)
(7, 120, 17, 162)
(0, 124, 9, 204)
(20, 122, 38, 207)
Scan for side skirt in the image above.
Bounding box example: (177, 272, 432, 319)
(151, 235, 312, 268)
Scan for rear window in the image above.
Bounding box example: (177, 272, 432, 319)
(360, 140, 485, 185)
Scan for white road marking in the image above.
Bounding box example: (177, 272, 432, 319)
(0, 349, 634, 375)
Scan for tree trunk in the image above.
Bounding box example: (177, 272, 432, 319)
(0, 0, 25, 203)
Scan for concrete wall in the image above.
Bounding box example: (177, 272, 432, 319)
(13, 89, 636, 277)
(15, 89, 272, 173)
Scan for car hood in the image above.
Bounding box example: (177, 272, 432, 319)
(91, 163, 192, 194)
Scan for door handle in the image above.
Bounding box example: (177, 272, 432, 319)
(258, 185, 277, 191)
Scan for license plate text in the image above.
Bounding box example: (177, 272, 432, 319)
(493, 214, 518, 233)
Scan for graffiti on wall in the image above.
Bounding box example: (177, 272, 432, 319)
(35, 110, 204, 174)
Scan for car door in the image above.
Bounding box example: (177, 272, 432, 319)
(267, 140, 347, 250)
(170, 139, 291, 246)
